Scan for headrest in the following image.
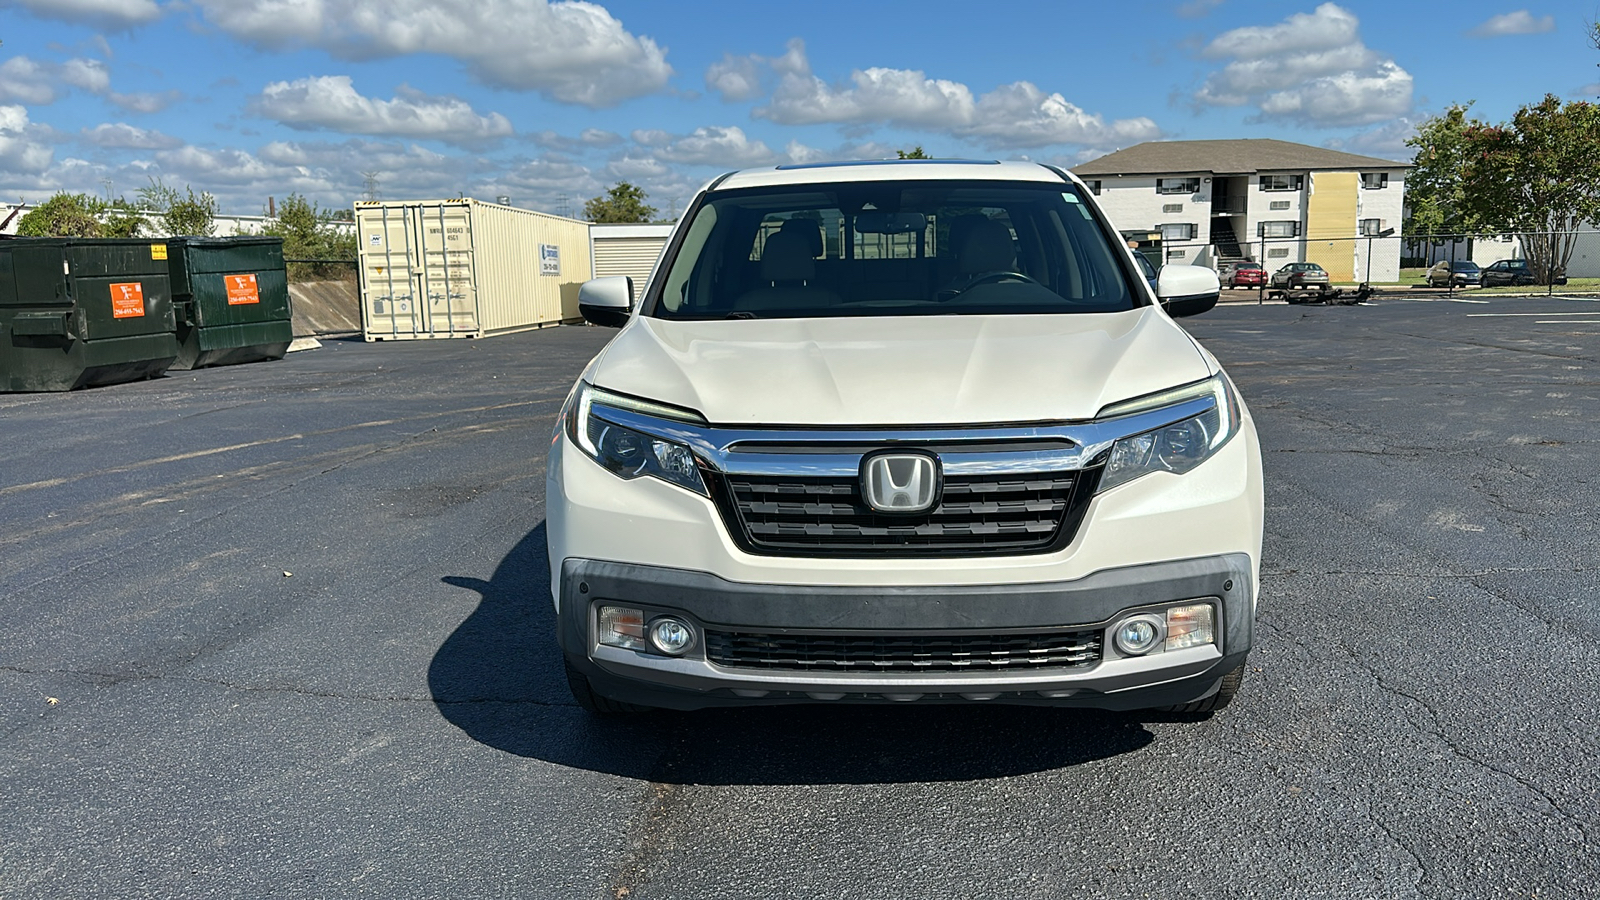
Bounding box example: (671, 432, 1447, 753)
(958, 219, 1015, 274)
(944, 214, 987, 258)
(778, 218, 823, 257)
(760, 230, 816, 283)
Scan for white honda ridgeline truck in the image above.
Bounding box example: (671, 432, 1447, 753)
(548, 159, 1263, 717)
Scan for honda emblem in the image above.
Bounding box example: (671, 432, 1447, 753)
(861, 452, 941, 514)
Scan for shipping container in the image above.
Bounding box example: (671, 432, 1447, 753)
(590, 223, 672, 303)
(355, 199, 592, 341)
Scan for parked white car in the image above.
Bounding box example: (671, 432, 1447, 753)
(549, 160, 1263, 716)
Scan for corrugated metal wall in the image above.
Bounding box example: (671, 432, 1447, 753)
(356, 200, 590, 341)
(593, 236, 668, 302)
(1305, 172, 1359, 282)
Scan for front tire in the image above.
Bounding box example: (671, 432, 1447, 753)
(1162, 664, 1244, 716)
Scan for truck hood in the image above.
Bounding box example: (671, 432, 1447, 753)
(590, 309, 1213, 427)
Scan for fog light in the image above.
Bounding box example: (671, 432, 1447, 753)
(598, 605, 647, 651)
(1113, 615, 1165, 655)
(649, 617, 695, 655)
(1165, 603, 1216, 650)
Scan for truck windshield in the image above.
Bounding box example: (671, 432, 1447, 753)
(647, 180, 1140, 319)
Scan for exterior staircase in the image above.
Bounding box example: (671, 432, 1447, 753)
(1210, 218, 1247, 263)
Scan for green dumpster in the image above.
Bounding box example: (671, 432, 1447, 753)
(0, 239, 179, 392)
(166, 237, 292, 369)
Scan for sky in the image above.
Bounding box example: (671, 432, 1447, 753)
(0, 0, 1593, 217)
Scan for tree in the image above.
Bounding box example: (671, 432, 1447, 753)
(261, 194, 358, 281)
(102, 200, 145, 238)
(584, 182, 656, 223)
(1458, 95, 1600, 284)
(1404, 104, 1480, 239)
(137, 177, 217, 237)
(896, 146, 932, 159)
(17, 193, 106, 237)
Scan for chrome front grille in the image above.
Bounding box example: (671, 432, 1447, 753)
(709, 469, 1095, 557)
(703, 628, 1104, 672)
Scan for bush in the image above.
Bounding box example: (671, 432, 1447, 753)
(17, 193, 108, 237)
(261, 194, 357, 281)
(138, 178, 216, 237)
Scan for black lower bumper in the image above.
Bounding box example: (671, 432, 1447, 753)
(556, 554, 1255, 710)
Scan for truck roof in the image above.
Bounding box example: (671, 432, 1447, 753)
(712, 159, 1075, 191)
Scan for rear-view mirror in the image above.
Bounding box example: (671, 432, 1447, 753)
(854, 212, 927, 235)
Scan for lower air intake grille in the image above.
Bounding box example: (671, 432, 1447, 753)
(703, 628, 1104, 672)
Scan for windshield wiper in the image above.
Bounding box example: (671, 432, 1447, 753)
(724, 311, 759, 319)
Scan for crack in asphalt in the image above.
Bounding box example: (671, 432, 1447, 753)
(1263, 566, 1591, 580)
(1258, 601, 1597, 855)
(0, 664, 576, 708)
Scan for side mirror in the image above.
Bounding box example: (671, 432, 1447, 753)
(578, 276, 633, 328)
(1156, 264, 1221, 318)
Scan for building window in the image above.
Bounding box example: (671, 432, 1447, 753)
(1160, 223, 1197, 241)
(1269, 200, 1291, 211)
(1156, 177, 1201, 195)
(1167, 249, 1187, 259)
(1267, 247, 1291, 258)
(1258, 220, 1300, 238)
(1086, 180, 1102, 196)
(1162, 203, 1184, 214)
(1361, 172, 1389, 190)
(1259, 174, 1304, 192)
(1360, 218, 1386, 236)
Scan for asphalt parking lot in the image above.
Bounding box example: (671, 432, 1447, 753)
(2, 295, 1597, 899)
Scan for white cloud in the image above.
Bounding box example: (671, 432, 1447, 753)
(0, 58, 60, 105)
(750, 39, 1159, 149)
(630, 128, 673, 147)
(61, 59, 112, 94)
(705, 52, 765, 102)
(8, 0, 163, 29)
(1194, 3, 1413, 126)
(655, 125, 777, 167)
(108, 89, 183, 113)
(1176, 0, 1223, 18)
(1324, 117, 1416, 159)
(254, 76, 512, 145)
(0, 56, 110, 104)
(192, 0, 672, 107)
(530, 128, 623, 151)
(1470, 10, 1556, 37)
(0, 106, 57, 175)
(604, 152, 673, 182)
(82, 122, 183, 149)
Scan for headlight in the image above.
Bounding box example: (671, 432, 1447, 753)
(566, 381, 708, 496)
(1097, 374, 1241, 492)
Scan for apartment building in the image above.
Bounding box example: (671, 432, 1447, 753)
(1073, 139, 1409, 282)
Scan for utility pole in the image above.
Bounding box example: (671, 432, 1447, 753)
(100, 178, 113, 201)
(556, 194, 571, 219)
(362, 171, 381, 203)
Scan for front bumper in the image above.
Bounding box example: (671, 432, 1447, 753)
(558, 553, 1254, 710)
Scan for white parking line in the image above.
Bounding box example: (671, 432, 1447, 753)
(1467, 312, 1600, 317)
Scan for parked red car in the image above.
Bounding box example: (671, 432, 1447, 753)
(1226, 261, 1265, 289)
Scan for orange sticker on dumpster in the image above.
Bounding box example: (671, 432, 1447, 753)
(226, 273, 260, 305)
(110, 282, 145, 318)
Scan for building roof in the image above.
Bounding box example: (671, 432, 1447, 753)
(1072, 139, 1408, 177)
